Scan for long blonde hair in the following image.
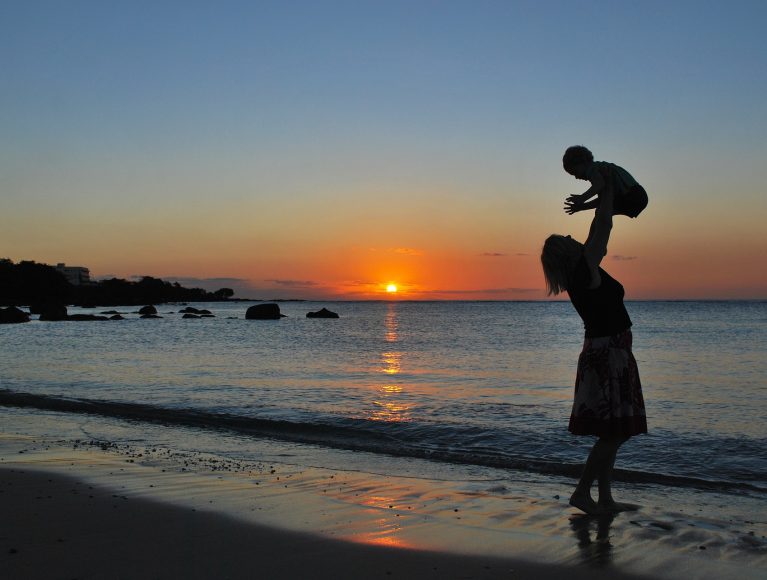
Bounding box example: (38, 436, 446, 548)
(541, 235, 581, 295)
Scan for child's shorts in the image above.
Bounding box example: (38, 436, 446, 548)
(614, 185, 648, 218)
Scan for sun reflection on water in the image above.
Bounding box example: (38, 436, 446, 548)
(381, 351, 401, 374)
(346, 490, 415, 549)
(351, 533, 413, 548)
(369, 304, 413, 423)
(385, 304, 398, 343)
(371, 384, 411, 422)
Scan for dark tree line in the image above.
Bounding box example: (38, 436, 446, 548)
(0, 259, 234, 307)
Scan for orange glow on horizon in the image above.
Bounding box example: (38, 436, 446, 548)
(19, 212, 767, 300)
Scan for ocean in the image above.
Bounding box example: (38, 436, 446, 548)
(1, 300, 765, 497)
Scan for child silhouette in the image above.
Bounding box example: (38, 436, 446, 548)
(563, 146, 648, 219)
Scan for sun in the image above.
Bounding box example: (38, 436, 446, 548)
(386, 284, 398, 294)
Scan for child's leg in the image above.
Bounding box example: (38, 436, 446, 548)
(613, 186, 648, 218)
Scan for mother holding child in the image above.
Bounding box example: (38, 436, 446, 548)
(541, 145, 648, 515)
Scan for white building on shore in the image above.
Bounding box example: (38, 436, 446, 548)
(55, 263, 91, 285)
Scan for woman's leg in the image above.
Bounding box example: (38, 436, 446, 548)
(596, 437, 637, 511)
(570, 437, 626, 514)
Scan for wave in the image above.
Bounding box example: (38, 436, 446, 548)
(1, 388, 764, 496)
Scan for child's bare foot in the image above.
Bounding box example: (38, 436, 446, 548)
(569, 492, 607, 515)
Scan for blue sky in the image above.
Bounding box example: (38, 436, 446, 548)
(2, 1, 766, 298)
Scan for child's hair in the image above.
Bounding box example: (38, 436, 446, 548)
(563, 145, 593, 173)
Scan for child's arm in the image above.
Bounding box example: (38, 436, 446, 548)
(576, 167, 606, 201)
(564, 167, 607, 213)
(564, 197, 599, 215)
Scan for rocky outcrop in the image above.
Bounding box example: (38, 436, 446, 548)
(138, 305, 157, 315)
(182, 313, 201, 319)
(306, 307, 339, 319)
(245, 303, 284, 320)
(0, 306, 30, 324)
(140, 313, 162, 319)
(109, 314, 125, 320)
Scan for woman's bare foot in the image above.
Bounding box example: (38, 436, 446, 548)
(569, 492, 607, 515)
(598, 499, 640, 513)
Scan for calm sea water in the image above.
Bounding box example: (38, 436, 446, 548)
(1, 301, 765, 495)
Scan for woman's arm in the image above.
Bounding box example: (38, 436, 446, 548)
(583, 187, 614, 286)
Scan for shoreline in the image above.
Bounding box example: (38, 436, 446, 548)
(2, 432, 764, 580)
(1, 466, 648, 580)
(1, 389, 760, 496)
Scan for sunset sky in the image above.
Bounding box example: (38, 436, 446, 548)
(2, 1, 765, 299)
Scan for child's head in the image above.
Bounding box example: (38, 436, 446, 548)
(563, 145, 593, 178)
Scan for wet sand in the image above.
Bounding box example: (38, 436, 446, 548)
(1, 434, 764, 580)
(1, 468, 648, 580)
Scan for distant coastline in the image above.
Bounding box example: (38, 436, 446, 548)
(0, 258, 238, 308)
(2, 259, 764, 305)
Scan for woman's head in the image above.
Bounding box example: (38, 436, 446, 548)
(541, 234, 582, 295)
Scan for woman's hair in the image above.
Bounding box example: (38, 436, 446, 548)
(541, 235, 580, 295)
(562, 145, 593, 173)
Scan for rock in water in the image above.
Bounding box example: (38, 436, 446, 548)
(66, 314, 110, 321)
(39, 303, 68, 321)
(179, 307, 212, 315)
(245, 303, 284, 320)
(306, 307, 339, 319)
(0, 306, 30, 324)
(138, 305, 157, 315)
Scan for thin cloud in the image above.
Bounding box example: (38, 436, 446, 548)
(264, 279, 319, 287)
(392, 247, 424, 256)
(481, 252, 506, 257)
(612, 255, 638, 261)
(426, 287, 538, 295)
(168, 276, 250, 285)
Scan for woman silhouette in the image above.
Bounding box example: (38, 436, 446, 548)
(541, 187, 647, 514)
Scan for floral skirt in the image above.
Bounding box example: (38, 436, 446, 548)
(568, 329, 647, 438)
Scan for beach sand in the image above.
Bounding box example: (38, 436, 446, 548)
(1, 433, 764, 580)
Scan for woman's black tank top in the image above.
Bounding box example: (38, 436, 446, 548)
(567, 255, 632, 338)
